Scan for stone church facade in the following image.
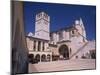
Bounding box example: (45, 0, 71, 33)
(26, 12, 96, 63)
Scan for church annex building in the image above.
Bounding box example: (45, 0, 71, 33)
(26, 12, 96, 63)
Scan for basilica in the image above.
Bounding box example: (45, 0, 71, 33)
(26, 12, 95, 63)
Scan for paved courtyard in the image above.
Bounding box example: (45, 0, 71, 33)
(29, 59, 96, 73)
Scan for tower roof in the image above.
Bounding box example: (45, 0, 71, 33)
(36, 11, 50, 21)
(79, 17, 85, 29)
(27, 32, 33, 36)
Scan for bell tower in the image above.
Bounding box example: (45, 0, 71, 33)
(35, 12, 50, 40)
(79, 18, 86, 39)
(75, 18, 87, 42)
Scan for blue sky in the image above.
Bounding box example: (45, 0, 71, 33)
(23, 2, 96, 40)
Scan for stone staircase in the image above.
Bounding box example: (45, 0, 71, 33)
(29, 59, 96, 73)
(69, 42, 89, 59)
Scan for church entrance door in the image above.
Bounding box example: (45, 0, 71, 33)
(59, 45, 69, 60)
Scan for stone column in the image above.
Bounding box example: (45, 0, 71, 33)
(44, 43, 46, 51)
(45, 54, 47, 62)
(32, 40, 35, 51)
(40, 54, 41, 62)
(45, 43, 48, 51)
(36, 40, 38, 51)
(50, 54, 52, 61)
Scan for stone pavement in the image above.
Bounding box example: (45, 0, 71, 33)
(29, 59, 96, 73)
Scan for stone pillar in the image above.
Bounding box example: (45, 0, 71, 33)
(32, 40, 34, 51)
(46, 54, 47, 62)
(36, 40, 38, 51)
(50, 54, 52, 61)
(44, 43, 46, 51)
(34, 54, 36, 60)
(45, 43, 48, 51)
(40, 54, 41, 62)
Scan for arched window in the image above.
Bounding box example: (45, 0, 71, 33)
(76, 56, 78, 59)
(72, 30, 74, 34)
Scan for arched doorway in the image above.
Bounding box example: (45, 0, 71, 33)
(47, 54, 51, 61)
(28, 54, 34, 63)
(59, 45, 69, 60)
(35, 54, 40, 62)
(41, 54, 46, 62)
(90, 50, 96, 59)
(28, 54, 34, 58)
